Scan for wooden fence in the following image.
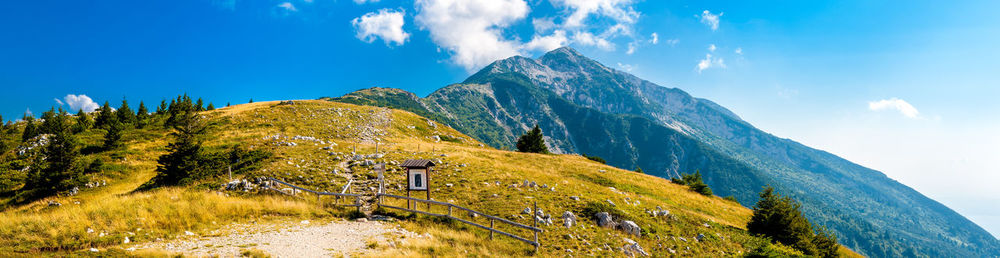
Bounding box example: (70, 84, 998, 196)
(377, 193, 542, 251)
(264, 177, 364, 210)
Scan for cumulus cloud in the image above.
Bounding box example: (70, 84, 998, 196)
(735, 47, 742, 55)
(63, 94, 100, 112)
(352, 9, 410, 46)
(552, 0, 639, 29)
(649, 32, 658, 44)
(708, 44, 717, 52)
(664, 38, 679, 46)
(277, 2, 296, 12)
(415, 0, 529, 72)
(697, 53, 725, 73)
(532, 18, 558, 33)
(572, 31, 614, 50)
(524, 30, 569, 52)
(869, 98, 921, 118)
(616, 62, 634, 72)
(625, 42, 637, 54)
(700, 10, 722, 31)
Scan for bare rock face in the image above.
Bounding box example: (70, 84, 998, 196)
(595, 212, 617, 228)
(622, 238, 650, 257)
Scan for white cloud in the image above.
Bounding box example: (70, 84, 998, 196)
(572, 31, 613, 50)
(708, 44, 717, 52)
(616, 62, 634, 72)
(735, 47, 743, 55)
(352, 9, 410, 46)
(415, 0, 529, 72)
(649, 32, 658, 44)
(551, 0, 639, 29)
(532, 18, 557, 33)
(353, 0, 379, 4)
(664, 38, 679, 46)
(625, 42, 636, 54)
(63, 94, 100, 113)
(696, 53, 725, 73)
(700, 10, 722, 31)
(54, 98, 64, 106)
(868, 98, 921, 118)
(277, 2, 296, 12)
(524, 30, 569, 52)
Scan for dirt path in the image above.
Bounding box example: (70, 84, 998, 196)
(134, 219, 419, 257)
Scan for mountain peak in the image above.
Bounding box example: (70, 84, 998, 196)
(545, 46, 583, 57)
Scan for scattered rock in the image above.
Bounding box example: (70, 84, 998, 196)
(355, 218, 368, 222)
(184, 231, 195, 236)
(595, 212, 617, 228)
(301, 220, 310, 225)
(622, 238, 649, 256)
(570, 196, 580, 201)
(696, 233, 706, 242)
(522, 207, 532, 214)
(89, 248, 99, 252)
(47, 201, 61, 207)
(562, 211, 577, 228)
(606, 199, 616, 207)
(620, 221, 641, 236)
(445, 183, 453, 188)
(123, 236, 130, 244)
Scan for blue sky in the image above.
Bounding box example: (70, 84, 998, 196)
(2, 0, 999, 237)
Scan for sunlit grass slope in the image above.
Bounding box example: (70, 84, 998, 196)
(0, 100, 860, 256)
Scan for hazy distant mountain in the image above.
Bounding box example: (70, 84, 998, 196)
(329, 47, 1000, 257)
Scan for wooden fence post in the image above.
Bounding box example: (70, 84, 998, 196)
(490, 219, 495, 240)
(533, 201, 539, 253)
(448, 206, 453, 217)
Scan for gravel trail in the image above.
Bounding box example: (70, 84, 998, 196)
(135, 219, 417, 257)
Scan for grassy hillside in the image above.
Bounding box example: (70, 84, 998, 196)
(0, 100, 858, 256)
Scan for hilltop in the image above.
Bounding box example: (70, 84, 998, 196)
(0, 100, 860, 256)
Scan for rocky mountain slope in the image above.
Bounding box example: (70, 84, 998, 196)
(329, 47, 1000, 257)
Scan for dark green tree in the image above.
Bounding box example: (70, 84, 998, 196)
(516, 124, 549, 154)
(747, 186, 818, 255)
(95, 101, 115, 129)
(21, 113, 38, 142)
(195, 98, 204, 111)
(248, 98, 253, 103)
(117, 99, 135, 126)
(23, 110, 83, 195)
(206, 103, 215, 111)
(39, 107, 58, 134)
(0, 114, 7, 154)
(73, 109, 93, 133)
(671, 171, 713, 196)
(634, 167, 644, 174)
(583, 154, 606, 164)
(813, 226, 840, 258)
(226, 102, 231, 107)
(103, 118, 124, 150)
(156, 99, 168, 115)
(150, 104, 207, 186)
(136, 101, 150, 129)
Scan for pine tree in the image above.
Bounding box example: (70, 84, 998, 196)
(103, 117, 124, 150)
(634, 167, 644, 174)
(226, 102, 231, 107)
(151, 104, 206, 186)
(156, 99, 168, 115)
(206, 103, 215, 111)
(516, 124, 549, 154)
(117, 99, 135, 126)
(0, 114, 7, 154)
(136, 101, 150, 129)
(24, 109, 82, 195)
(248, 98, 253, 103)
(95, 101, 115, 129)
(813, 226, 840, 258)
(21, 113, 38, 142)
(39, 107, 58, 134)
(747, 186, 819, 255)
(73, 109, 93, 133)
(195, 98, 204, 111)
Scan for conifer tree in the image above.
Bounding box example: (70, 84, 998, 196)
(516, 124, 549, 154)
(156, 99, 168, 115)
(73, 109, 93, 133)
(39, 107, 58, 134)
(206, 103, 215, 111)
(813, 226, 840, 258)
(195, 98, 204, 111)
(24, 109, 82, 195)
(748, 186, 819, 255)
(117, 99, 135, 126)
(248, 98, 253, 103)
(151, 103, 206, 186)
(103, 117, 124, 150)
(95, 101, 115, 129)
(21, 113, 38, 142)
(0, 114, 6, 154)
(136, 101, 150, 129)
(226, 102, 231, 107)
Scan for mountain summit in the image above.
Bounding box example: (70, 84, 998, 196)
(330, 47, 1000, 257)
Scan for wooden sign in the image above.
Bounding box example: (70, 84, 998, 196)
(400, 159, 435, 209)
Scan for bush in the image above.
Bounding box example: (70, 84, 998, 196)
(583, 154, 606, 164)
(672, 171, 712, 196)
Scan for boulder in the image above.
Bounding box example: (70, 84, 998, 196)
(620, 220, 641, 236)
(561, 211, 577, 228)
(595, 212, 617, 228)
(696, 233, 706, 242)
(622, 238, 650, 257)
(522, 207, 532, 214)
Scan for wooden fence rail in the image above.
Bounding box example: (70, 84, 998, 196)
(377, 193, 541, 250)
(265, 177, 364, 209)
